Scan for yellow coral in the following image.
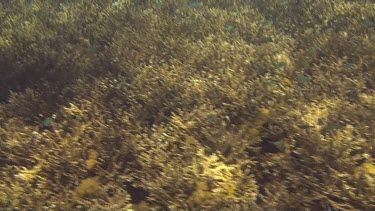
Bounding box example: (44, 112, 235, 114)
(273, 52, 291, 68)
(254, 108, 270, 126)
(85, 149, 99, 170)
(189, 181, 212, 203)
(74, 177, 100, 196)
(283, 77, 293, 86)
(15, 163, 43, 182)
(193, 149, 239, 197)
(358, 163, 375, 176)
(85, 159, 97, 170)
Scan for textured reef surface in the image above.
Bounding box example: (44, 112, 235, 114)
(0, 0, 374, 210)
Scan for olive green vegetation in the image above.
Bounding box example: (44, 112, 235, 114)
(0, 0, 374, 210)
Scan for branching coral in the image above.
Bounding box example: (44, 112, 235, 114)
(0, 0, 374, 210)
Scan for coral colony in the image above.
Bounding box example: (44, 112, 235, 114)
(0, 0, 374, 210)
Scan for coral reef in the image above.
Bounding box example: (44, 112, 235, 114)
(0, 0, 374, 210)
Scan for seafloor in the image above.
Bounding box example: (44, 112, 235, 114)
(0, 0, 374, 210)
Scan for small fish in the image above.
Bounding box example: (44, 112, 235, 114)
(272, 139, 285, 152)
(297, 124, 315, 129)
(274, 62, 286, 69)
(188, 0, 201, 8)
(42, 117, 54, 127)
(26, 0, 33, 8)
(318, 118, 325, 125)
(281, 0, 289, 6)
(322, 123, 340, 133)
(308, 47, 318, 57)
(344, 63, 354, 70)
(263, 19, 273, 25)
(87, 47, 98, 54)
(207, 114, 216, 120)
(297, 74, 311, 86)
(364, 16, 375, 27)
(112, 1, 122, 8)
(224, 24, 235, 32)
(40, 117, 54, 132)
(326, 203, 332, 211)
